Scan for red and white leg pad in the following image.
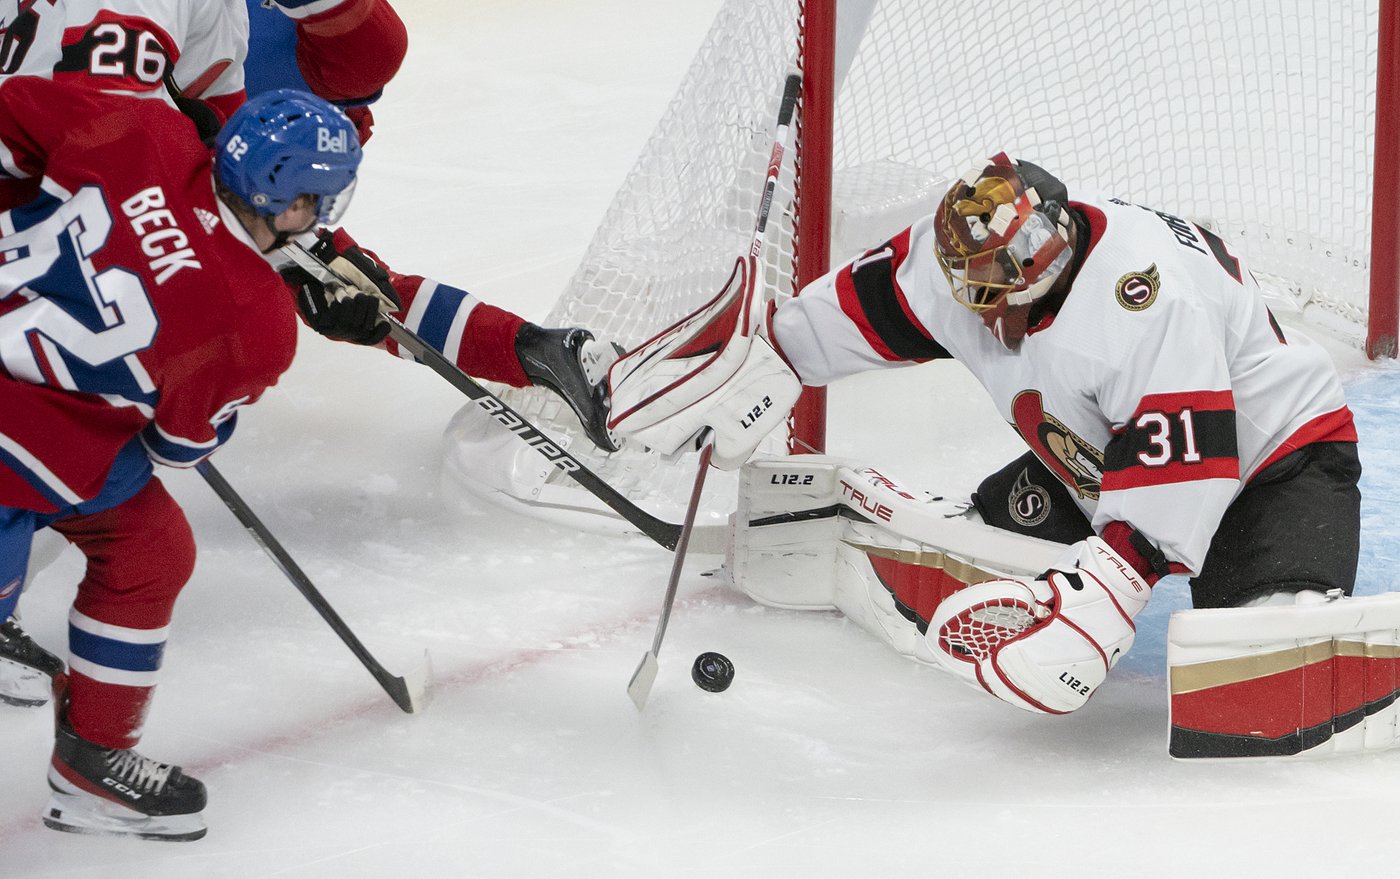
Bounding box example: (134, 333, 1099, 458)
(927, 537, 1152, 714)
(726, 456, 1068, 661)
(1168, 590, 1400, 758)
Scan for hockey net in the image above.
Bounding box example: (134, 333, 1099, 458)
(444, 0, 1394, 533)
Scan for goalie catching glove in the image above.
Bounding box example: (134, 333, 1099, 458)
(927, 536, 1152, 714)
(281, 228, 402, 345)
(606, 264, 801, 470)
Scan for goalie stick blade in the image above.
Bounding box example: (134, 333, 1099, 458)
(627, 651, 660, 711)
(386, 649, 433, 714)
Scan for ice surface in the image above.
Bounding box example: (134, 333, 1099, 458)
(4, 1, 1400, 875)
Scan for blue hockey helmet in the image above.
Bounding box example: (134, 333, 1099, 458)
(214, 89, 362, 225)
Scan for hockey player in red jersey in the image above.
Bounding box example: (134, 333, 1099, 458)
(0, 79, 366, 840)
(0, 0, 618, 707)
(0, 0, 616, 450)
(608, 153, 1361, 717)
(238, 0, 619, 452)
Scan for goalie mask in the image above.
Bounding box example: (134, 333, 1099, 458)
(934, 153, 1074, 349)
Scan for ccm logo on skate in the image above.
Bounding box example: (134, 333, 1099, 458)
(839, 479, 893, 522)
(739, 395, 773, 430)
(104, 779, 142, 801)
(474, 398, 579, 472)
(1059, 672, 1091, 696)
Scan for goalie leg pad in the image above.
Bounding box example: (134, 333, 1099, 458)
(727, 457, 1073, 670)
(1168, 590, 1400, 758)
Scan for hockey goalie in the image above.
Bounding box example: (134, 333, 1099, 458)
(608, 153, 1399, 758)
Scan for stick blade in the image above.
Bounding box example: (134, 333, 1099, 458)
(385, 650, 433, 714)
(626, 651, 659, 711)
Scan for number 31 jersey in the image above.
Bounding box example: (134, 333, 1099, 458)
(772, 194, 1356, 575)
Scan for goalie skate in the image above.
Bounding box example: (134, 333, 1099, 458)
(44, 713, 208, 841)
(0, 616, 65, 707)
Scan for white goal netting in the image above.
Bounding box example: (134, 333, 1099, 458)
(444, 0, 1384, 533)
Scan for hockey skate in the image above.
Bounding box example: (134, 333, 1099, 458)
(0, 616, 64, 707)
(515, 324, 622, 452)
(44, 706, 208, 841)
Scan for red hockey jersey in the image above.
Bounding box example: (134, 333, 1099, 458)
(0, 77, 297, 513)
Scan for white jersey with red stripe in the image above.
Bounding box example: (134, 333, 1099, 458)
(0, 0, 247, 103)
(772, 194, 1355, 575)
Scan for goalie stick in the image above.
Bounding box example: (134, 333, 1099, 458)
(197, 461, 431, 714)
(278, 243, 688, 552)
(626, 429, 715, 710)
(623, 72, 803, 708)
(607, 71, 802, 415)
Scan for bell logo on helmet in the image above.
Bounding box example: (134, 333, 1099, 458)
(316, 127, 350, 154)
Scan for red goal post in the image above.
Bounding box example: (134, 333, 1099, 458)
(791, 0, 1400, 458)
(443, 0, 1397, 530)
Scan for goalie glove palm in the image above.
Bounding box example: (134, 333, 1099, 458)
(927, 536, 1151, 714)
(606, 274, 800, 470)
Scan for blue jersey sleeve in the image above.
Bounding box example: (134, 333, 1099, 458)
(243, 0, 314, 99)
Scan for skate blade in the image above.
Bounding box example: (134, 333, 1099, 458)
(0, 660, 52, 707)
(43, 791, 207, 842)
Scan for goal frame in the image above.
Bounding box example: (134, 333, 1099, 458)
(788, 0, 1400, 461)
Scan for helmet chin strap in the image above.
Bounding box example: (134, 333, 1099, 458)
(258, 213, 313, 254)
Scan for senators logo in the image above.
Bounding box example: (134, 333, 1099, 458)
(1008, 467, 1051, 527)
(1115, 263, 1161, 311)
(1011, 391, 1104, 500)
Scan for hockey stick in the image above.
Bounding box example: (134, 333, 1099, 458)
(626, 429, 715, 710)
(607, 72, 801, 390)
(196, 461, 431, 714)
(623, 73, 803, 710)
(278, 244, 686, 552)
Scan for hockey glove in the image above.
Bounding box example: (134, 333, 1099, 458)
(282, 229, 402, 346)
(607, 280, 801, 470)
(927, 536, 1151, 714)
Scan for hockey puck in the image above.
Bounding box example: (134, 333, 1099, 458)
(691, 652, 735, 693)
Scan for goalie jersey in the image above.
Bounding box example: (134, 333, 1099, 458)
(771, 194, 1356, 577)
(0, 78, 297, 513)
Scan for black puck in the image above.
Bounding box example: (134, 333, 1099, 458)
(691, 652, 735, 692)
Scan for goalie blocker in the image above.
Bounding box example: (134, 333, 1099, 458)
(606, 260, 802, 471)
(728, 457, 1400, 756)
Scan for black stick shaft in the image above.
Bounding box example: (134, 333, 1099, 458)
(196, 461, 420, 713)
(382, 318, 683, 550)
